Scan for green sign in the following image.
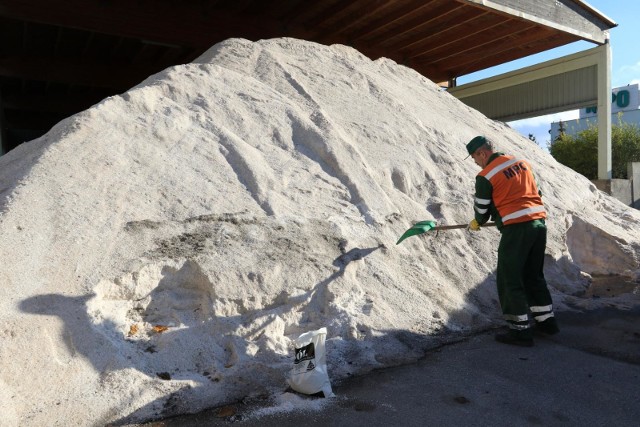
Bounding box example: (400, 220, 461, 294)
(580, 85, 639, 118)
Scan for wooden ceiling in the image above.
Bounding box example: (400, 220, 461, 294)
(0, 0, 613, 152)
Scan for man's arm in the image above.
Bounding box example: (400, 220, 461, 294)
(474, 175, 492, 225)
(532, 170, 543, 198)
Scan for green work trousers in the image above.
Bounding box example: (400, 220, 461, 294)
(496, 219, 553, 330)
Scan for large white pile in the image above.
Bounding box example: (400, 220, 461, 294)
(1, 38, 639, 426)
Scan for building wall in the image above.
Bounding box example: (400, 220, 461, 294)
(591, 162, 640, 209)
(550, 108, 640, 141)
(550, 84, 640, 141)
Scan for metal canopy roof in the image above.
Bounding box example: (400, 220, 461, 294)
(0, 0, 616, 153)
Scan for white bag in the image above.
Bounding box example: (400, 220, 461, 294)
(287, 327, 334, 397)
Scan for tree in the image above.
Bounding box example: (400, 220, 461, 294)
(548, 118, 640, 179)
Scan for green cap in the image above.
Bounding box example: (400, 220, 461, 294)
(465, 135, 486, 158)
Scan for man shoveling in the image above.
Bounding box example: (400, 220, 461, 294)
(466, 135, 559, 346)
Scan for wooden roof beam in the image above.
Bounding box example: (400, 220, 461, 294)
(369, 2, 470, 47)
(408, 20, 540, 62)
(314, 0, 400, 40)
(279, 0, 342, 26)
(463, 0, 615, 43)
(346, 0, 447, 42)
(2, 92, 105, 114)
(0, 0, 277, 48)
(438, 32, 578, 79)
(301, 0, 368, 30)
(398, 12, 510, 56)
(0, 55, 157, 89)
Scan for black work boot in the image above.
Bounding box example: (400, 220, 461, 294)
(535, 317, 560, 335)
(495, 329, 534, 347)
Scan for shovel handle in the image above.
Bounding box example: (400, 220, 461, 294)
(433, 222, 496, 230)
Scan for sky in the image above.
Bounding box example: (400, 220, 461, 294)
(456, 1, 639, 149)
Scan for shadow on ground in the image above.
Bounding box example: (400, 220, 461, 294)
(120, 302, 640, 427)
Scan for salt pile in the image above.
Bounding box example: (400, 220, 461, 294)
(1, 37, 639, 426)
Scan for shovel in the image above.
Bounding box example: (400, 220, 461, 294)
(396, 220, 496, 245)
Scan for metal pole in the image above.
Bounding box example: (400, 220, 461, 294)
(597, 42, 612, 179)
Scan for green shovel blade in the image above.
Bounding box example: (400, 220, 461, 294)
(396, 220, 437, 245)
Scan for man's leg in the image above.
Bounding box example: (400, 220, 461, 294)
(496, 224, 534, 346)
(523, 220, 559, 335)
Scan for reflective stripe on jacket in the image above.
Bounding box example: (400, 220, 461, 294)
(477, 155, 546, 226)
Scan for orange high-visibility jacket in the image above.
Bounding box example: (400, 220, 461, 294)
(474, 154, 546, 227)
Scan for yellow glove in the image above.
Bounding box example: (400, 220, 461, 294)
(469, 219, 481, 231)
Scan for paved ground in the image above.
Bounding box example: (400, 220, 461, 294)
(124, 305, 640, 427)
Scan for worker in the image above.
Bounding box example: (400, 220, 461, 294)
(466, 135, 559, 346)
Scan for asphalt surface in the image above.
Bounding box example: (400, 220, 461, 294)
(126, 306, 640, 427)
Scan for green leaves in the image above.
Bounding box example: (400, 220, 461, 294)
(549, 118, 640, 179)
